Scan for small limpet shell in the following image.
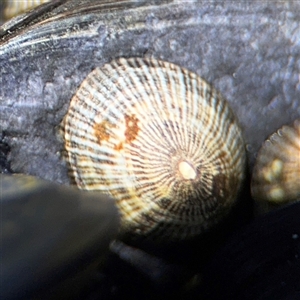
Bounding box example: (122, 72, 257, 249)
(62, 57, 246, 241)
(251, 119, 300, 205)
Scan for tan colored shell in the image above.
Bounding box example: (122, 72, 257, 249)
(251, 119, 300, 205)
(62, 57, 246, 241)
(4, 0, 51, 20)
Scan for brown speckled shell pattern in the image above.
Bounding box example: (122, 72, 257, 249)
(251, 119, 300, 205)
(62, 57, 246, 241)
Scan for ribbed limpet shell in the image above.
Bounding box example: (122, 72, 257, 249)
(251, 119, 300, 205)
(62, 57, 246, 241)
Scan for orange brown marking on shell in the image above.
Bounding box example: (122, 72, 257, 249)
(114, 142, 124, 151)
(94, 120, 112, 145)
(125, 114, 139, 144)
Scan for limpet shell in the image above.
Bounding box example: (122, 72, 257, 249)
(62, 57, 246, 241)
(251, 119, 300, 205)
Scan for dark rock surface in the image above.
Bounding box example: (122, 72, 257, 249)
(1, 0, 300, 183)
(201, 201, 300, 300)
(1, 174, 119, 300)
(0, 131, 12, 173)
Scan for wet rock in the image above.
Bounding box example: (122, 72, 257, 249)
(1, 174, 119, 300)
(201, 202, 300, 300)
(0, 132, 12, 173)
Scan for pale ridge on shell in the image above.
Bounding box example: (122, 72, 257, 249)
(4, 0, 50, 19)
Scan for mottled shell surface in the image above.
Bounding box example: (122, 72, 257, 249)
(4, 0, 51, 20)
(63, 57, 246, 241)
(251, 120, 300, 205)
